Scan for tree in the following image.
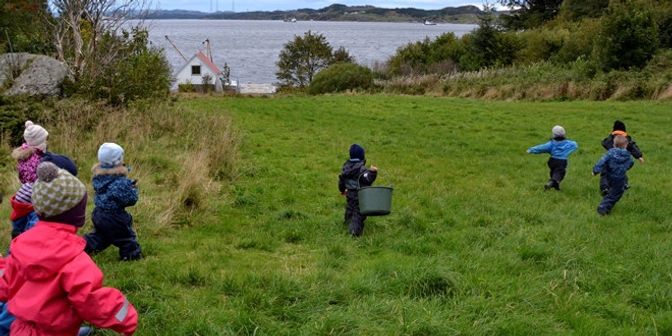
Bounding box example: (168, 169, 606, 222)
(332, 46, 355, 64)
(593, 0, 658, 71)
(498, 0, 563, 30)
(460, 7, 503, 70)
(276, 31, 333, 87)
(0, 0, 52, 54)
(49, 0, 149, 79)
(559, 0, 609, 21)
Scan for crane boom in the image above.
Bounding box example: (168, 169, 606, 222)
(164, 35, 188, 63)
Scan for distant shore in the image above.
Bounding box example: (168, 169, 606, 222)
(143, 4, 488, 25)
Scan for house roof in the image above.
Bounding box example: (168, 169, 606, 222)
(195, 51, 221, 74)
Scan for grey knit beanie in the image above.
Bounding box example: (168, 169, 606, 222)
(552, 125, 566, 138)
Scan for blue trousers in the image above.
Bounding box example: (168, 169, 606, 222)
(11, 212, 39, 239)
(598, 176, 626, 215)
(0, 302, 14, 336)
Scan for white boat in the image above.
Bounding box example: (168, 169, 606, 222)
(284, 18, 297, 23)
(424, 20, 437, 26)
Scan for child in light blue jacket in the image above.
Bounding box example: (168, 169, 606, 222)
(527, 125, 578, 190)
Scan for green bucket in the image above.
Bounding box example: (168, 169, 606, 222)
(358, 186, 393, 216)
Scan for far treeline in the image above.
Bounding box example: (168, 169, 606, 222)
(283, 0, 672, 100)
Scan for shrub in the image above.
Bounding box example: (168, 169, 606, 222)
(553, 19, 601, 64)
(308, 63, 374, 95)
(593, 0, 659, 71)
(386, 38, 432, 76)
(276, 31, 333, 88)
(68, 28, 172, 106)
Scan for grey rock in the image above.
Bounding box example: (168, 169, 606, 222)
(0, 53, 68, 97)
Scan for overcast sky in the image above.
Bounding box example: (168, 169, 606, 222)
(153, 1, 485, 12)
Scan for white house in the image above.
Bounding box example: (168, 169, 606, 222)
(172, 50, 224, 92)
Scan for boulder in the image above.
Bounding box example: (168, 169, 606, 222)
(0, 53, 68, 97)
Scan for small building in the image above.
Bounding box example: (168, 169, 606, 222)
(172, 50, 225, 92)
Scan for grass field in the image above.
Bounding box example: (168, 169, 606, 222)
(3, 95, 672, 335)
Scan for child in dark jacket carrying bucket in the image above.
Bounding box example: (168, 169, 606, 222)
(84, 143, 142, 261)
(338, 144, 377, 237)
(527, 125, 578, 191)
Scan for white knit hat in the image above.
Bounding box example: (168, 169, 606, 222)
(24, 121, 48, 152)
(552, 125, 566, 138)
(97, 143, 125, 168)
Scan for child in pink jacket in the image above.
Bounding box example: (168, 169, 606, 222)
(0, 162, 138, 335)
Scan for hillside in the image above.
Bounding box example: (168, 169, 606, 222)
(2, 95, 670, 334)
(146, 4, 483, 23)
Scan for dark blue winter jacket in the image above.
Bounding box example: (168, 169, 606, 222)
(92, 164, 138, 212)
(593, 147, 634, 179)
(528, 138, 578, 160)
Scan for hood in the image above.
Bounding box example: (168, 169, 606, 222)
(608, 147, 632, 163)
(552, 139, 574, 151)
(11, 145, 36, 161)
(11, 221, 85, 281)
(342, 160, 366, 178)
(92, 163, 128, 177)
(10, 195, 35, 221)
(92, 163, 128, 192)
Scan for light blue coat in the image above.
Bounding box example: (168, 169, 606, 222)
(528, 139, 578, 160)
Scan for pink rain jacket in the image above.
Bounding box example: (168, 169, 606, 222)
(0, 221, 138, 335)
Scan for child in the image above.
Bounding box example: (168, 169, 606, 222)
(599, 120, 644, 195)
(527, 125, 578, 190)
(593, 135, 634, 215)
(84, 143, 142, 261)
(0, 162, 138, 335)
(338, 144, 377, 237)
(9, 121, 48, 238)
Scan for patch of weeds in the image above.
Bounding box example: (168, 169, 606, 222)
(277, 209, 307, 221)
(519, 244, 551, 263)
(406, 271, 458, 299)
(283, 229, 304, 243)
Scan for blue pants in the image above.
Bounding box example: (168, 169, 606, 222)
(84, 208, 142, 260)
(10, 212, 39, 239)
(598, 176, 626, 215)
(0, 302, 15, 336)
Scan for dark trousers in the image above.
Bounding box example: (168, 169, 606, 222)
(598, 176, 626, 215)
(345, 193, 366, 237)
(84, 208, 142, 260)
(547, 158, 568, 187)
(600, 169, 629, 193)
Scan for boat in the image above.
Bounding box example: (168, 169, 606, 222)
(424, 20, 437, 26)
(283, 18, 297, 23)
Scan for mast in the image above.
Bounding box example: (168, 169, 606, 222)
(164, 35, 188, 63)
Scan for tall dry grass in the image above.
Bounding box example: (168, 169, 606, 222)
(1, 98, 239, 236)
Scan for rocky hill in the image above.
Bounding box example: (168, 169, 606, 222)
(146, 4, 484, 23)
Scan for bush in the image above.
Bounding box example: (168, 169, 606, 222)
(276, 31, 334, 88)
(67, 28, 172, 106)
(593, 0, 659, 71)
(308, 63, 374, 95)
(553, 19, 601, 64)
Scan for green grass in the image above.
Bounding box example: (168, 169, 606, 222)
(4, 95, 672, 335)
